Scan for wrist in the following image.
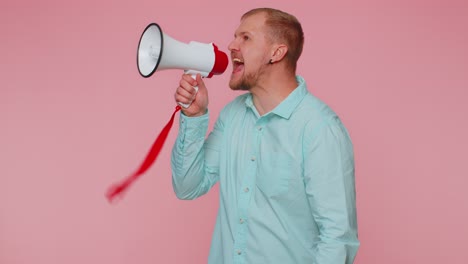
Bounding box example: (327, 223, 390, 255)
(182, 108, 207, 117)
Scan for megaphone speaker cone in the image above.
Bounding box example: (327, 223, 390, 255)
(137, 23, 163, 78)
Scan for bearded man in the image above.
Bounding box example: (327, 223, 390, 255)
(171, 7, 359, 264)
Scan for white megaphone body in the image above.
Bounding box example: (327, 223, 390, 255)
(137, 23, 229, 108)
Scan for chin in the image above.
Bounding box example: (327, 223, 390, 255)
(230, 83, 250, 91)
(229, 75, 241, 90)
(229, 81, 242, 91)
(229, 71, 253, 91)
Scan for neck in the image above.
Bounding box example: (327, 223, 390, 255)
(250, 70, 298, 116)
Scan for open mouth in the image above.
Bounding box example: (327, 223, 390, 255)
(232, 58, 244, 74)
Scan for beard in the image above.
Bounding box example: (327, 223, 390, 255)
(229, 62, 269, 91)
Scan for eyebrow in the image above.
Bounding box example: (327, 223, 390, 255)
(234, 31, 250, 38)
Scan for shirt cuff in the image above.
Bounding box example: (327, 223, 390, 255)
(178, 110, 209, 140)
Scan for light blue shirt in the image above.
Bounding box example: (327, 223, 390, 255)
(171, 76, 359, 264)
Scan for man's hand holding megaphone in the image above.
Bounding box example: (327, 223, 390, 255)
(175, 73, 209, 117)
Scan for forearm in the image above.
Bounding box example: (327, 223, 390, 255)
(171, 111, 219, 199)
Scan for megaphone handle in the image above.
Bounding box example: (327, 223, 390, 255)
(178, 74, 198, 109)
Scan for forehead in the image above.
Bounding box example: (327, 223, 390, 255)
(235, 12, 267, 35)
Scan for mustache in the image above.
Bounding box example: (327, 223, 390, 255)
(230, 52, 243, 61)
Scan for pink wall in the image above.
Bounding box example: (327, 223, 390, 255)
(1, 0, 467, 263)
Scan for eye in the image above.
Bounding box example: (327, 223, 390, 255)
(243, 35, 249, 41)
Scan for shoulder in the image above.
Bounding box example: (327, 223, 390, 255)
(297, 94, 352, 149)
(297, 93, 339, 126)
(296, 92, 351, 140)
(292, 76, 340, 125)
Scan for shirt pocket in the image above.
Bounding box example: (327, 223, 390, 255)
(256, 153, 293, 198)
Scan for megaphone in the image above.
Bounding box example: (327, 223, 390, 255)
(106, 23, 229, 204)
(137, 23, 228, 107)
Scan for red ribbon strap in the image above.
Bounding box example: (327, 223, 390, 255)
(106, 105, 182, 203)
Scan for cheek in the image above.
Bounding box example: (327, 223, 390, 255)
(245, 55, 265, 72)
(246, 48, 269, 65)
(242, 45, 268, 70)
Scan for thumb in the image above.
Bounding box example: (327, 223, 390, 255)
(196, 74, 208, 95)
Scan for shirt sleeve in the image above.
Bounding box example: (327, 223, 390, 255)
(171, 110, 223, 200)
(303, 116, 360, 264)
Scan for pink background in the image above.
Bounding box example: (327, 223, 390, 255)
(1, 0, 467, 263)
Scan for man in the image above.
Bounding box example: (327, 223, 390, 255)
(171, 8, 359, 264)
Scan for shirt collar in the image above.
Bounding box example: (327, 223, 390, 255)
(244, 75, 308, 119)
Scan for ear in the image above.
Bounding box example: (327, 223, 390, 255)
(270, 44, 288, 64)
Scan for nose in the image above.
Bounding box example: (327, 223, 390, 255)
(228, 38, 239, 52)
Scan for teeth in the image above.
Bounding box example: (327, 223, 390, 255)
(233, 58, 244, 63)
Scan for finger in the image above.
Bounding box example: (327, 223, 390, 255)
(179, 78, 198, 93)
(175, 87, 196, 104)
(196, 73, 203, 84)
(182, 74, 198, 86)
(174, 93, 192, 105)
(177, 86, 196, 102)
(194, 74, 206, 91)
(176, 86, 196, 101)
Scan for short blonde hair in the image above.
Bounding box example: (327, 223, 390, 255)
(242, 8, 304, 72)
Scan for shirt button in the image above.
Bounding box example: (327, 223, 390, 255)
(240, 218, 244, 224)
(257, 126, 262, 131)
(236, 250, 242, 255)
(244, 187, 249, 193)
(250, 156, 256, 161)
